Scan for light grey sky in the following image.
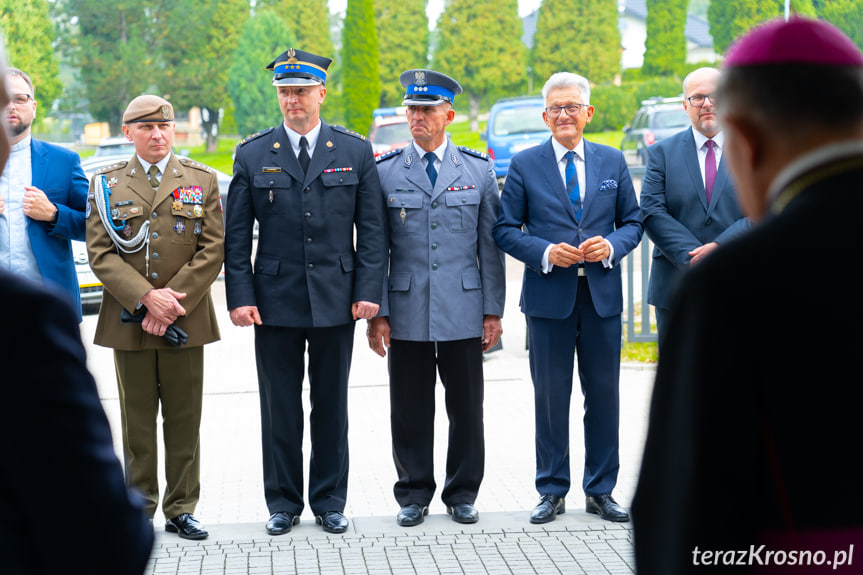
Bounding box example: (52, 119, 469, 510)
(327, 0, 543, 22)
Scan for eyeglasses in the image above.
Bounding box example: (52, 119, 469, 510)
(10, 93, 34, 106)
(545, 104, 586, 118)
(686, 94, 716, 107)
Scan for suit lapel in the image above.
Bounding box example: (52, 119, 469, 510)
(154, 155, 185, 209)
(541, 139, 580, 225)
(125, 156, 157, 204)
(268, 127, 303, 183)
(682, 129, 709, 211)
(581, 140, 603, 221)
(305, 123, 336, 186)
(709, 157, 733, 211)
(404, 144, 433, 196)
(30, 139, 48, 190)
(434, 142, 462, 201)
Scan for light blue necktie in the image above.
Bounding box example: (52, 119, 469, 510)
(565, 150, 581, 220)
(424, 152, 437, 188)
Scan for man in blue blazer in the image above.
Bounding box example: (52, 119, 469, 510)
(0, 67, 88, 320)
(640, 67, 749, 344)
(494, 72, 643, 524)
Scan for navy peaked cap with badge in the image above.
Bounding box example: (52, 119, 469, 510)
(267, 48, 333, 86)
(400, 69, 462, 106)
(123, 95, 174, 124)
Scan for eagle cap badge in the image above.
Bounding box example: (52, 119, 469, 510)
(414, 71, 426, 86)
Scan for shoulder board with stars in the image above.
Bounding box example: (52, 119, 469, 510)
(178, 156, 214, 173)
(95, 161, 128, 175)
(375, 148, 404, 163)
(239, 127, 275, 146)
(331, 125, 367, 141)
(458, 146, 489, 160)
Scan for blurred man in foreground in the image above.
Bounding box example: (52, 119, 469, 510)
(633, 17, 863, 574)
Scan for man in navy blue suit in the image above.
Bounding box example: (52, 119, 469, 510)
(641, 67, 749, 345)
(494, 72, 642, 524)
(0, 67, 88, 320)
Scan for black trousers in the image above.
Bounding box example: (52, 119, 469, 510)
(389, 338, 485, 507)
(254, 322, 354, 516)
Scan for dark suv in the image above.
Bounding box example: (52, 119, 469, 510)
(620, 97, 688, 166)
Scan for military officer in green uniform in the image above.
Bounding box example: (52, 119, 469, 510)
(86, 95, 224, 540)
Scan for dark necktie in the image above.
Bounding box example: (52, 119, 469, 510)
(424, 152, 437, 188)
(148, 165, 160, 189)
(704, 139, 717, 205)
(299, 136, 311, 174)
(565, 150, 581, 220)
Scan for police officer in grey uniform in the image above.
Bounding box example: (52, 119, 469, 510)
(367, 69, 505, 527)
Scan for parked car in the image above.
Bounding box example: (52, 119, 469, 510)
(76, 154, 234, 314)
(620, 96, 689, 166)
(93, 136, 136, 158)
(368, 107, 411, 157)
(482, 96, 551, 189)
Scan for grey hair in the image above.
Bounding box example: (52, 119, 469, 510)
(541, 72, 590, 106)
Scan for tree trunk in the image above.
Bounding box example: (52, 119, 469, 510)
(201, 106, 220, 153)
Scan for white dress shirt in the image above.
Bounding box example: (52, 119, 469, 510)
(541, 137, 613, 273)
(284, 121, 322, 162)
(0, 135, 41, 282)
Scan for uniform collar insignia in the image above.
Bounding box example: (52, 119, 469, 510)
(404, 153, 413, 167)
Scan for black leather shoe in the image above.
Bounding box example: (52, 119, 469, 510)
(165, 513, 208, 540)
(586, 494, 630, 522)
(266, 511, 300, 535)
(447, 503, 479, 524)
(316, 511, 349, 534)
(530, 494, 565, 524)
(396, 504, 428, 527)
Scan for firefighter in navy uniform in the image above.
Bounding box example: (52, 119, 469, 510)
(224, 48, 386, 535)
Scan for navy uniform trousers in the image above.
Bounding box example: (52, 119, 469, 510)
(254, 322, 355, 516)
(389, 337, 485, 507)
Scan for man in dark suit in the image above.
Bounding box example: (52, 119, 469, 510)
(0, 54, 153, 573)
(1, 67, 88, 320)
(633, 17, 863, 574)
(494, 72, 643, 524)
(640, 67, 749, 344)
(225, 48, 387, 535)
(368, 69, 506, 527)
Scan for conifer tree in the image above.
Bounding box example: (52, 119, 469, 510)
(341, 0, 380, 134)
(375, 0, 428, 107)
(229, 9, 298, 138)
(642, 0, 688, 76)
(434, 0, 526, 132)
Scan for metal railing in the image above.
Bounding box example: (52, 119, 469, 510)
(624, 166, 658, 343)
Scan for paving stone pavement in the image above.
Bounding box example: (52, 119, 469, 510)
(81, 261, 655, 574)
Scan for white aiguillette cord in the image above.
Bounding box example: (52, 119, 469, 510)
(95, 173, 152, 275)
